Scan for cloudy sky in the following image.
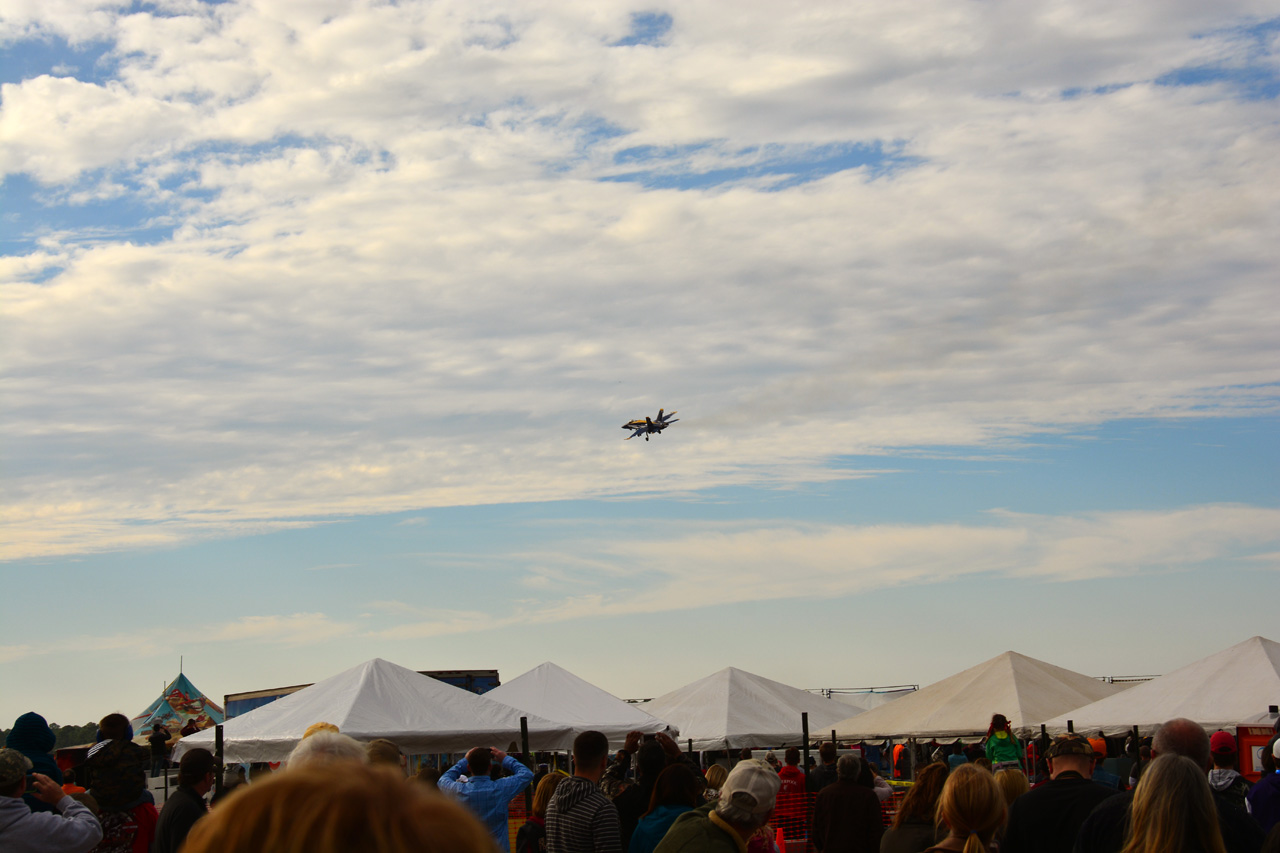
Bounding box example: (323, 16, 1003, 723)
(2, 1, 1278, 727)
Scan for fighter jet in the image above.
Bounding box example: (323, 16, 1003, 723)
(622, 408, 679, 441)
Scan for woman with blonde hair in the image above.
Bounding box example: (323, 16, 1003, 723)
(703, 764, 728, 802)
(1120, 753, 1226, 853)
(182, 762, 495, 853)
(926, 764, 1005, 852)
(993, 768, 1028, 809)
(516, 773, 565, 853)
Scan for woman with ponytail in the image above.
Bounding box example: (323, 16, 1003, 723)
(984, 713, 1023, 772)
(924, 764, 1005, 853)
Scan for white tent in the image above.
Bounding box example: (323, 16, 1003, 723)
(1042, 636, 1280, 736)
(640, 667, 861, 750)
(485, 662, 677, 747)
(172, 658, 576, 763)
(831, 651, 1124, 740)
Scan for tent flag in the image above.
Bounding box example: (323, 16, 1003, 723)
(131, 672, 225, 740)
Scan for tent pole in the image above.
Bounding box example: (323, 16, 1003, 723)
(801, 712, 810, 787)
(214, 724, 224, 799)
(1067, 719, 1074, 733)
(520, 717, 532, 815)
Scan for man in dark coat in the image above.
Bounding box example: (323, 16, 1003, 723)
(811, 754, 884, 853)
(153, 748, 214, 853)
(1004, 733, 1118, 853)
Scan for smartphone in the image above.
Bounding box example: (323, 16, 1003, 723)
(643, 733, 657, 741)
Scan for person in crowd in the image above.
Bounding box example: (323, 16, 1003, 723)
(985, 714, 1023, 772)
(0, 747, 103, 853)
(1127, 745, 1150, 789)
(949, 744, 968, 771)
(413, 764, 441, 789)
(518, 773, 566, 853)
(893, 742, 911, 779)
(1075, 717, 1263, 853)
(1264, 825, 1280, 853)
(603, 731, 694, 852)
(995, 768, 1030, 809)
(366, 739, 408, 776)
(6, 712, 65, 813)
(630, 764, 703, 853)
(773, 746, 807, 840)
(857, 756, 893, 802)
(809, 741, 839, 792)
(881, 761, 948, 853)
(62, 767, 87, 796)
(147, 725, 170, 779)
(546, 730, 622, 853)
(82, 712, 157, 853)
(1249, 739, 1280, 834)
(153, 747, 214, 853)
(1208, 731, 1252, 812)
(703, 764, 727, 803)
(929, 763, 1007, 853)
(1002, 733, 1118, 853)
(1089, 739, 1121, 790)
(181, 760, 494, 853)
(654, 758, 779, 853)
(810, 754, 883, 853)
(439, 745, 533, 852)
(179, 719, 201, 738)
(1118, 754, 1227, 853)
(287, 730, 368, 768)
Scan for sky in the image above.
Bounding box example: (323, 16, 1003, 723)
(2, 1, 1279, 728)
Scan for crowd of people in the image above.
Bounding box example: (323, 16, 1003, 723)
(2, 708, 1279, 853)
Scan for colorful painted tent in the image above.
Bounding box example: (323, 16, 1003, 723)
(131, 673, 225, 741)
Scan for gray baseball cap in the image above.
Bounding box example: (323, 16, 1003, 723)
(0, 748, 34, 787)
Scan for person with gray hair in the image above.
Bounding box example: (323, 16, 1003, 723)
(1073, 718, 1264, 853)
(810, 753, 884, 852)
(654, 758, 779, 852)
(286, 731, 368, 769)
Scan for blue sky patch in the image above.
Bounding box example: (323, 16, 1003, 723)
(612, 12, 673, 47)
(0, 173, 175, 260)
(0, 36, 118, 87)
(600, 141, 922, 190)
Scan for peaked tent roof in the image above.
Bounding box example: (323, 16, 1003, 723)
(831, 651, 1124, 740)
(131, 673, 225, 738)
(1041, 636, 1280, 736)
(640, 667, 861, 750)
(172, 658, 575, 763)
(485, 662, 677, 747)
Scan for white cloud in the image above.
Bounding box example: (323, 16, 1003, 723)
(1, 2, 1278, 559)
(367, 503, 1280, 637)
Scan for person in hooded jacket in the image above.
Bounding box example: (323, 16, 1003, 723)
(6, 712, 65, 814)
(1207, 732, 1253, 813)
(546, 731, 622, 853)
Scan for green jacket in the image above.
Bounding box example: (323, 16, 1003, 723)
(985, 730, 1022, 766)
(653, 802, 746, 853)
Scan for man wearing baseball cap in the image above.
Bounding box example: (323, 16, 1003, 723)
(1207, 731, 1252, 812)
(1003, 733, 1118, 853)
(0, 747, 103, 852)
(654, 758, 779, 852)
